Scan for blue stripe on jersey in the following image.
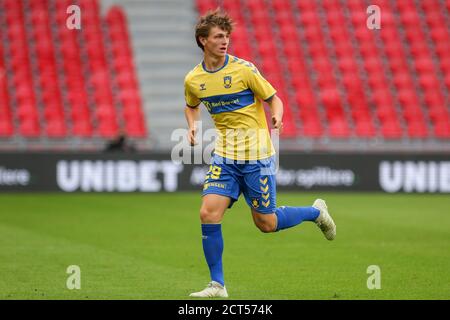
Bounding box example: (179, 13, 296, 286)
(200, 89, 255, 114)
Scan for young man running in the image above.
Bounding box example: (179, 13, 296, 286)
(184, 10, 336, 298)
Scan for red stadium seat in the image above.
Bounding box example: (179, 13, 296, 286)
(246, 0, 265, 12)
(46, 119, 67, 138)
(272, 0, 292, 12)
(283, 42, 304, 60)
(424, 91, 445, 108)
(72, 120, 93, 137)
(19, 118, 40, 138)
(381, 121, 403, 139)
(376, 105, 398, 123)
(430, 27, 448, 43)
(257, 40, 277, 58)
(222, 1, 241, 13)
(275, 11, 296, 27)
(421, 0, 441, 13)
(125, 118, 147, 138)
(0, 118, 13, 137)
(428, 106, 449, 123)
(337, 57, 359, 74)
(354, 28, 375, 42)
(367, 73, 387, 90)
(288, 57, 309, 75)
(407, 121, 428, 139)
(334, 42, 354, 58)
(393, 73, 414, 90)
(0, 39, 13, 138)
(403, 106, 425, 123)
(351, 106, 371, 121)
(397, 89, 421, 109)
(434, 120, 450, 138)
(328, 118, 351, 138)
(301, 120, 323, 138)
(355, 120, 376, 138)
(97, 120, 119, 138)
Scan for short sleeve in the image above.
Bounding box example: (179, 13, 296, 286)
(244, 65, 277, 101)
(184, 76, 201, 108)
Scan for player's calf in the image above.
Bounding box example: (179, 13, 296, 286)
(251, 211, 277, 233)
(255, 221, 276, 233)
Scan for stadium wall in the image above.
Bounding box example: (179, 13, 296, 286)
(0, 153, 449, 193)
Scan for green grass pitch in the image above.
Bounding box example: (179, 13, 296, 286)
(0, 192, 449, 299)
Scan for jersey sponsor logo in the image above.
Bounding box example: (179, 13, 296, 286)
(203, 182, 226, 190)
(223, 76, 232, 88)
(200, 89, 255, 114)
(200, 83, 206, 91)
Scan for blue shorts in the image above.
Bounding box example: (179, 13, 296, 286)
(202, 154, 277, 214)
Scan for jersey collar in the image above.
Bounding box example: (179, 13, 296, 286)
(202, 54, 229, 73)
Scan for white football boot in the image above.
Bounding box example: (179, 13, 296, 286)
(189, 281, 229, 298)
(313, 199, 336, 240)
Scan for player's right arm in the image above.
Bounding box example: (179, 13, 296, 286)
(185, 105, 200, 146)
(184, 75, 201, 146)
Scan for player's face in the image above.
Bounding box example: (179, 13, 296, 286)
(203, 26, 230, 57)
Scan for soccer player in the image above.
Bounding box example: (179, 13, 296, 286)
(184, 9, 336, 298)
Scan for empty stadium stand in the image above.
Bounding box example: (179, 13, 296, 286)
(0, 0, 449, 151)
(196, 0, 450, 140)
(0, 0, 146, 140)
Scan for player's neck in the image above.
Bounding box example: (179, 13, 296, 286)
(203, 53, 227, 72)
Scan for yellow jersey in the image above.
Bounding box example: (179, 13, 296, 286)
(184, 54, 276, 160)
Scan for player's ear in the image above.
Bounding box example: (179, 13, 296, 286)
(200, 36, 207, 47)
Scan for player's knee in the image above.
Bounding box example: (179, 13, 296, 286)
(199, 207, 221, 223)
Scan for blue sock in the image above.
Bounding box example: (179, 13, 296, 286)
(275, 206, 320, 231)
(201, 224, 224, 286)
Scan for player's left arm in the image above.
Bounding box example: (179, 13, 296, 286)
(265, 95, 283, 133)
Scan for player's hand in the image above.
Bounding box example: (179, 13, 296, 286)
(188, 127, 197, 146)
(272, 115, 283, 134)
